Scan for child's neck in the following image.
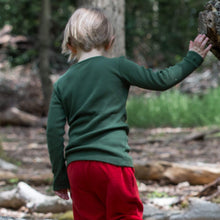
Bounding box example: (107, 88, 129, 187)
(78, 48, 104, 62)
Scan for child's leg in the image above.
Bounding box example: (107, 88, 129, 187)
(67, 161, 106, 220)
(67, 161, 143, 220)
(104, 164, 143, 220)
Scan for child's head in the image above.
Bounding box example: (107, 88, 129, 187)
(62, 7, 115, 61)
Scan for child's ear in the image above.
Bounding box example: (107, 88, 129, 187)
(105, 36, 115, 51)
(67, 43, 77, 54)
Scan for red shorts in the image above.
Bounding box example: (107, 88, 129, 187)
(67, 161, 143, 220)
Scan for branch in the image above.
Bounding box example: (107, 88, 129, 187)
(0, 182, 72, 213)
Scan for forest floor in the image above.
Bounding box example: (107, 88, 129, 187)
(0, 125, 220, 219)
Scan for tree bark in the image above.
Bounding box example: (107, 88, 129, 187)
(76, 0, 125, 57)
(198, 0, 220, 60)
(38, 0, 53, 115)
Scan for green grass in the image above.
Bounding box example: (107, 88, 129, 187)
(126, 87, 220, 128)
(147, 191, 169, 199)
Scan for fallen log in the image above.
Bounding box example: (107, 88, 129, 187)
(2, 161, 219, 186)
(129, 138, 164, 146)
(0, 107, 46, 127)
(0, 182, 72, 213)
(0, 158, 18, 171)
(0, 170, 53, 185)
(197, 177, 220, 197)
(179, 128, 220, 143)
(134, 161, 220, 185)
(129, 128, 220, 147)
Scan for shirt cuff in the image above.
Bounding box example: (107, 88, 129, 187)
(187, 50, 204, 67)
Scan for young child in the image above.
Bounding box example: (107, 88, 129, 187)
(47, 7, 211, 220)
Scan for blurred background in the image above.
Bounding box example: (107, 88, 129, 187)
(0, 1, 220, 219)
(0, 0, 219, 128)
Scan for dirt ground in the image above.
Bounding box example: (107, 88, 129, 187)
(0, 125, 220, 219)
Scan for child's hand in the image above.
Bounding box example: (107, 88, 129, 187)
(55, 189, 69, 200)
(189, 34, 212, 58)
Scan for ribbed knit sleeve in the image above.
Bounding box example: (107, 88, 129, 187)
(46, 83, 70, 191)
(119, 51, 203, 90)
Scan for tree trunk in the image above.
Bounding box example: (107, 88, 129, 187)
(76, 0, 125, 57)
(38, 0, 53, 115)
(198, 0, 220, 60)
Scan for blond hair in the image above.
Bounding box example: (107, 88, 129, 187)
(62, 7, 115, 61)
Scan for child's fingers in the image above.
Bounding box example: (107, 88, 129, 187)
(189, 34, 212, 58)
(189, 40, 193, 50)
(193, 34, 201, 42)
(203, 44, 212, 57)
(194, 34, 209, 50)
(200, 37, 209, 49)
(194, 34, 205, 45)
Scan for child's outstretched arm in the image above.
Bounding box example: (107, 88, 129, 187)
(189, 34, 212, 58)
(118, 34, 212, 91)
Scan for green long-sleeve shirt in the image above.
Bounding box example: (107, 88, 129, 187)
(47, 51, 203, 190)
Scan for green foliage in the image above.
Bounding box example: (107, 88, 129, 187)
(8, 178, 19, 184)
(7, 47, 37, 66)
(127, 87, 220, 128)
(0, 0, 41, 36)
(0, 0, 74, 37)
(50, 2, 75, 52)
(147, 190, 169, 198)
(53, 211, 73, 220)
(0, 0, 74, 66)
(0, 0, 210, 67)
(126, 0, 207, 66)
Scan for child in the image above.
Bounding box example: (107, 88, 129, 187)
(47, 7, 211, 220)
